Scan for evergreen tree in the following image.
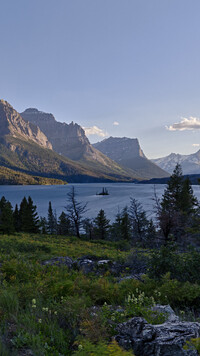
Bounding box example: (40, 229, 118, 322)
(65, 186, 87, 238)
(94, 209, 110, 240)
(19, 196, 39, 233)
(0, 196, 14, 234)
(158, 164, 198, 242)
(40, 217, 48, 234)
(13, 204, 20, 232)
(58, 212, 71, 235)
(111, 206, 131, 241)
(83, 218, 94, 240)
(47, 201, 57, 234)
(129, 198, 151, 246)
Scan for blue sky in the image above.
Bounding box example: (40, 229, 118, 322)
(1, 0, 200, 158)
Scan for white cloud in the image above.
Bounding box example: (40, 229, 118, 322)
(166, 117, 200, 131)
(192, 143, 200, 147)
(83, 125, 108, 137)
(113, 121, 119, 126)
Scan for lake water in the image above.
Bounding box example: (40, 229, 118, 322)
(1, 183, 200, 221)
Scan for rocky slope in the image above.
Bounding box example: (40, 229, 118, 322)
(152, 150, 200, 175)
(0, 100, 140, 182)
(21, 108, 113, 165)
(93, 137, 169, 179)
(0, 100, 52, 149)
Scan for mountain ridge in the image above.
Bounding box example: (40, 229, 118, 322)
(152, 150, 200, 175)
(93, 137, 169, 179)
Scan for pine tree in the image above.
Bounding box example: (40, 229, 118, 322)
(129, 198, 150, 246)
(47, 201, 57, 234)
(65, 186, 87, 238)
(94, 209, 110, 240)
(0, 196, 14, 234)
(19, 196, 39, 233)
(13, 204, 20, 232)
(158, 164, 198, 242)
(58, 212, 71, 235)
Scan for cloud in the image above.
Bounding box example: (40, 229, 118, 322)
(83, 125, 108, 137)
(113, 121, 119, 126)
(166, 117, 200, 131)
(192, 143, 200, 147)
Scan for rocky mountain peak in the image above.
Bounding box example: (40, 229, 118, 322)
(0, 100, 52, 149)
(21, 109, 93, 160)
(93, 136, 146, 161)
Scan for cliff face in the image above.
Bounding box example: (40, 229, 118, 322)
(94, 137, 169, 179)
(94, 137, 146, 162)
(21, 108, 95, 161)
(0, 100, 52, 149)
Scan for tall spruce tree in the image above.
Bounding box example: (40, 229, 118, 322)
(94, 209, 110, 240)
(58, 212, 71, 235)
(19, 196, 39, 233)
(158, 163, 198, 242)
(0, 196, 14, 234)
(47, 201, 57, 234)
(129, 198, 150, 245)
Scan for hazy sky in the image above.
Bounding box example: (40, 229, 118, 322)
(1, 0, 200, 158)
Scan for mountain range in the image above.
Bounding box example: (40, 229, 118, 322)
(0, 99, 169, 183)
(93, 137, 168, 179)
(152, 150, 200, 175)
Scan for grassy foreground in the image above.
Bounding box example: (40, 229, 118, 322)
(0, 234, 200, 355)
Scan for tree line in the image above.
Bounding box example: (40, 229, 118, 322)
(0, 164, 199, 247)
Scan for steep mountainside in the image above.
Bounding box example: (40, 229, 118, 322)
(21, 109, 114, 165)
(20, 108, 140, 179)
(93, 137, 169, 179)
(0, 100, 140, 182)
(152, 150, 200, 175)
(0, 100, 52, 149)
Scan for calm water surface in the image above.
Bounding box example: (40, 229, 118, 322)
(1, 183, 200, 221)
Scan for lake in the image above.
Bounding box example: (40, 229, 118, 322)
(1, 183, 200, 221)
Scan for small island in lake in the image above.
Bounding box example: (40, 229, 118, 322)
(96, 187, 109, 195)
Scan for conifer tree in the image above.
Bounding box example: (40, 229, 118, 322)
(65, 186, 87, 238)
(13, 204, 20, 232)
(19, 196, 39, 233)
(58, 212, 71, 235)
(158, 164, 198, 242)
(94, 209, 110, 240)
(47, 201, 57, 234)
(129, 198, 150, 245)
(0, 196, 14, 234)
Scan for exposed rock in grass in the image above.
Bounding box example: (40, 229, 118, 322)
(115, 316, 200, 356)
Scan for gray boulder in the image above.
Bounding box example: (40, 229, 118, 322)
(116, 317, 200, 356)
(41, 256, 73, 268)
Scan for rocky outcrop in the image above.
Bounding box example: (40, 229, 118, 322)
(0, 100, 52, 149)
(93, 137, 169, 179)
(115, 317, 200, 356)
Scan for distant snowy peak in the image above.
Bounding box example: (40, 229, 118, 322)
(152, 150, 200, 174)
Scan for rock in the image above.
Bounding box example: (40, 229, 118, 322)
(151, 304, 179, 323)
(41, 256, 73, 268)
(115, 317, 200, 356)
(117, 274, 144, 283)
(76, 258, 96, 274)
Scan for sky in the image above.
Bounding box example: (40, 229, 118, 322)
(1, 0, 200, 158)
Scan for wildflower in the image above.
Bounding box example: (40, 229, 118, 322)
(32, 299, 36, 305)
(32, 304, 36, 308)
(54, 311, 57, 315)
(78, 345, 83, 350)
(38, 319, 42, 323)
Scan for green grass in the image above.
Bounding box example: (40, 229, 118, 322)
(0, 233, 199, 355)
